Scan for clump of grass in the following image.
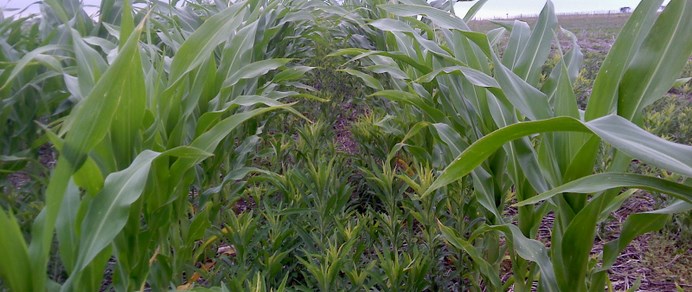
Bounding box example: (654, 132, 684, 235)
(642, 233, 692, 287)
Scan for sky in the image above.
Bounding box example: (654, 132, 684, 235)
(454, 0, 668, 19)
(0, 0, 670, 19)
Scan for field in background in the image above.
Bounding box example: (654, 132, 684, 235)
(469, 12, 630, 35)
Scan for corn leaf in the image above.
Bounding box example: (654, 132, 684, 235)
(70, 150, 161, 275)
(0, 209, 31, 292)
(427, 115, 692, 195)
(462, 0, 488, 22)
(515, 1, 557, 84)
(584, 0, 663, 120)
(485, 224, 558, 292)
(618, 0, 692, 120)
(26, 22, 146, 291)
(438, 221, 501, 288)
(600, 201, 691, 269)
(167, 1, 248, 86)
(516, 173, 692, 206)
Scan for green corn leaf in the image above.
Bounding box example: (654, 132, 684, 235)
(513, 0, 557, 85)
(170, 105, 294, 180)
(366, 64, 409, 80)
(500, 20, 531, 69)
(42, 125, 105, 195)
(370, 90, 446, 122)
(462, 0, 488, 22)
(587, 115, 692, 176)
(340, 69, 383, 91)
(0, 44, 66, 90)
(70, 150, 161, 276)
(485, 224, 559, 292)
(380, 3, 469, 31)
(55, 180, 82, 274)
(437, 221, 501, 288)
(167, 1, 248, 86)
(369, 19, 451, 59)
(223, 58, 292, 88)
(379, 4, 492, 57)
(369, 18, 417, 33)
(672, 77, 691, 88)
(216, 20, 257, 88)
(618, 0, 692, 120)
(584, 0, 663, 120)
(0, 209, 31, 292)
(26, 22, 146, 291)
(515, 173, 692, 207)
(67, 145, 212, 286)
(204, 167, 272, 196)
(71, 29, 107, 98)
(486, 27, 507, 47)
(426, 115, 692, 196)
(330, 49, 432, 74)
(600, 201, 691, 270)
(492, 53, 552, 120)
(471, 168, 504, 221)
(415, 66, 499, 87)
(119, 0, 134, 50)
(272, 66, 314, 83)
(110, 32, 147, 169)
(432, 123, 468, 157)
(556, 192, 608, 290)
(42, 0, 72, 24)
(61, 21, 144, 169)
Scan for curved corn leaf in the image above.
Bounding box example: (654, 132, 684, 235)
(600, 201, 691, 269)
(61, 21, 144, 169)
(618, 0, 692, 120)
(56, 180, 81, 273)
(515, 173, 692, 207)
(500, 20, 531, 69)
(556, 189, 608, 290)
(272, 66, 314, 83)
(66, 146, 212, 286)
(513, 1, 557, 85)
(587, 115, 692, 176)
(379, 3, 492, 57)
(26, 21, 146, 291)
(70, 151, 161, 275)
(415, 66, 498, 87)
(485, 224, 558, 292)
(0, 209, 31, 292)
(0, 44, 67, 90)
(584, 0, 663, 120)
(71, 29, 107, 98)
(492, 53, 552, 120)
(370, 90, 446, 122)
(437, 221, 501, 288)
(329, 48, 432, 74)
(223, 58, 293, 88)
(426, 115, 692, 196)
(589, 200, 691, 290)
(167, 1, 248, 86)
(462, 0, 488, 22)
(340, 69, 383, 91)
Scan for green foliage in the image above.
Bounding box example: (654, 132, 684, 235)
(0, 0, 690, 291)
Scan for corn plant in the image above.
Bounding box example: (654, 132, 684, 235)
(335, 0, 691, 290)
(0, 0, 319, 290)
